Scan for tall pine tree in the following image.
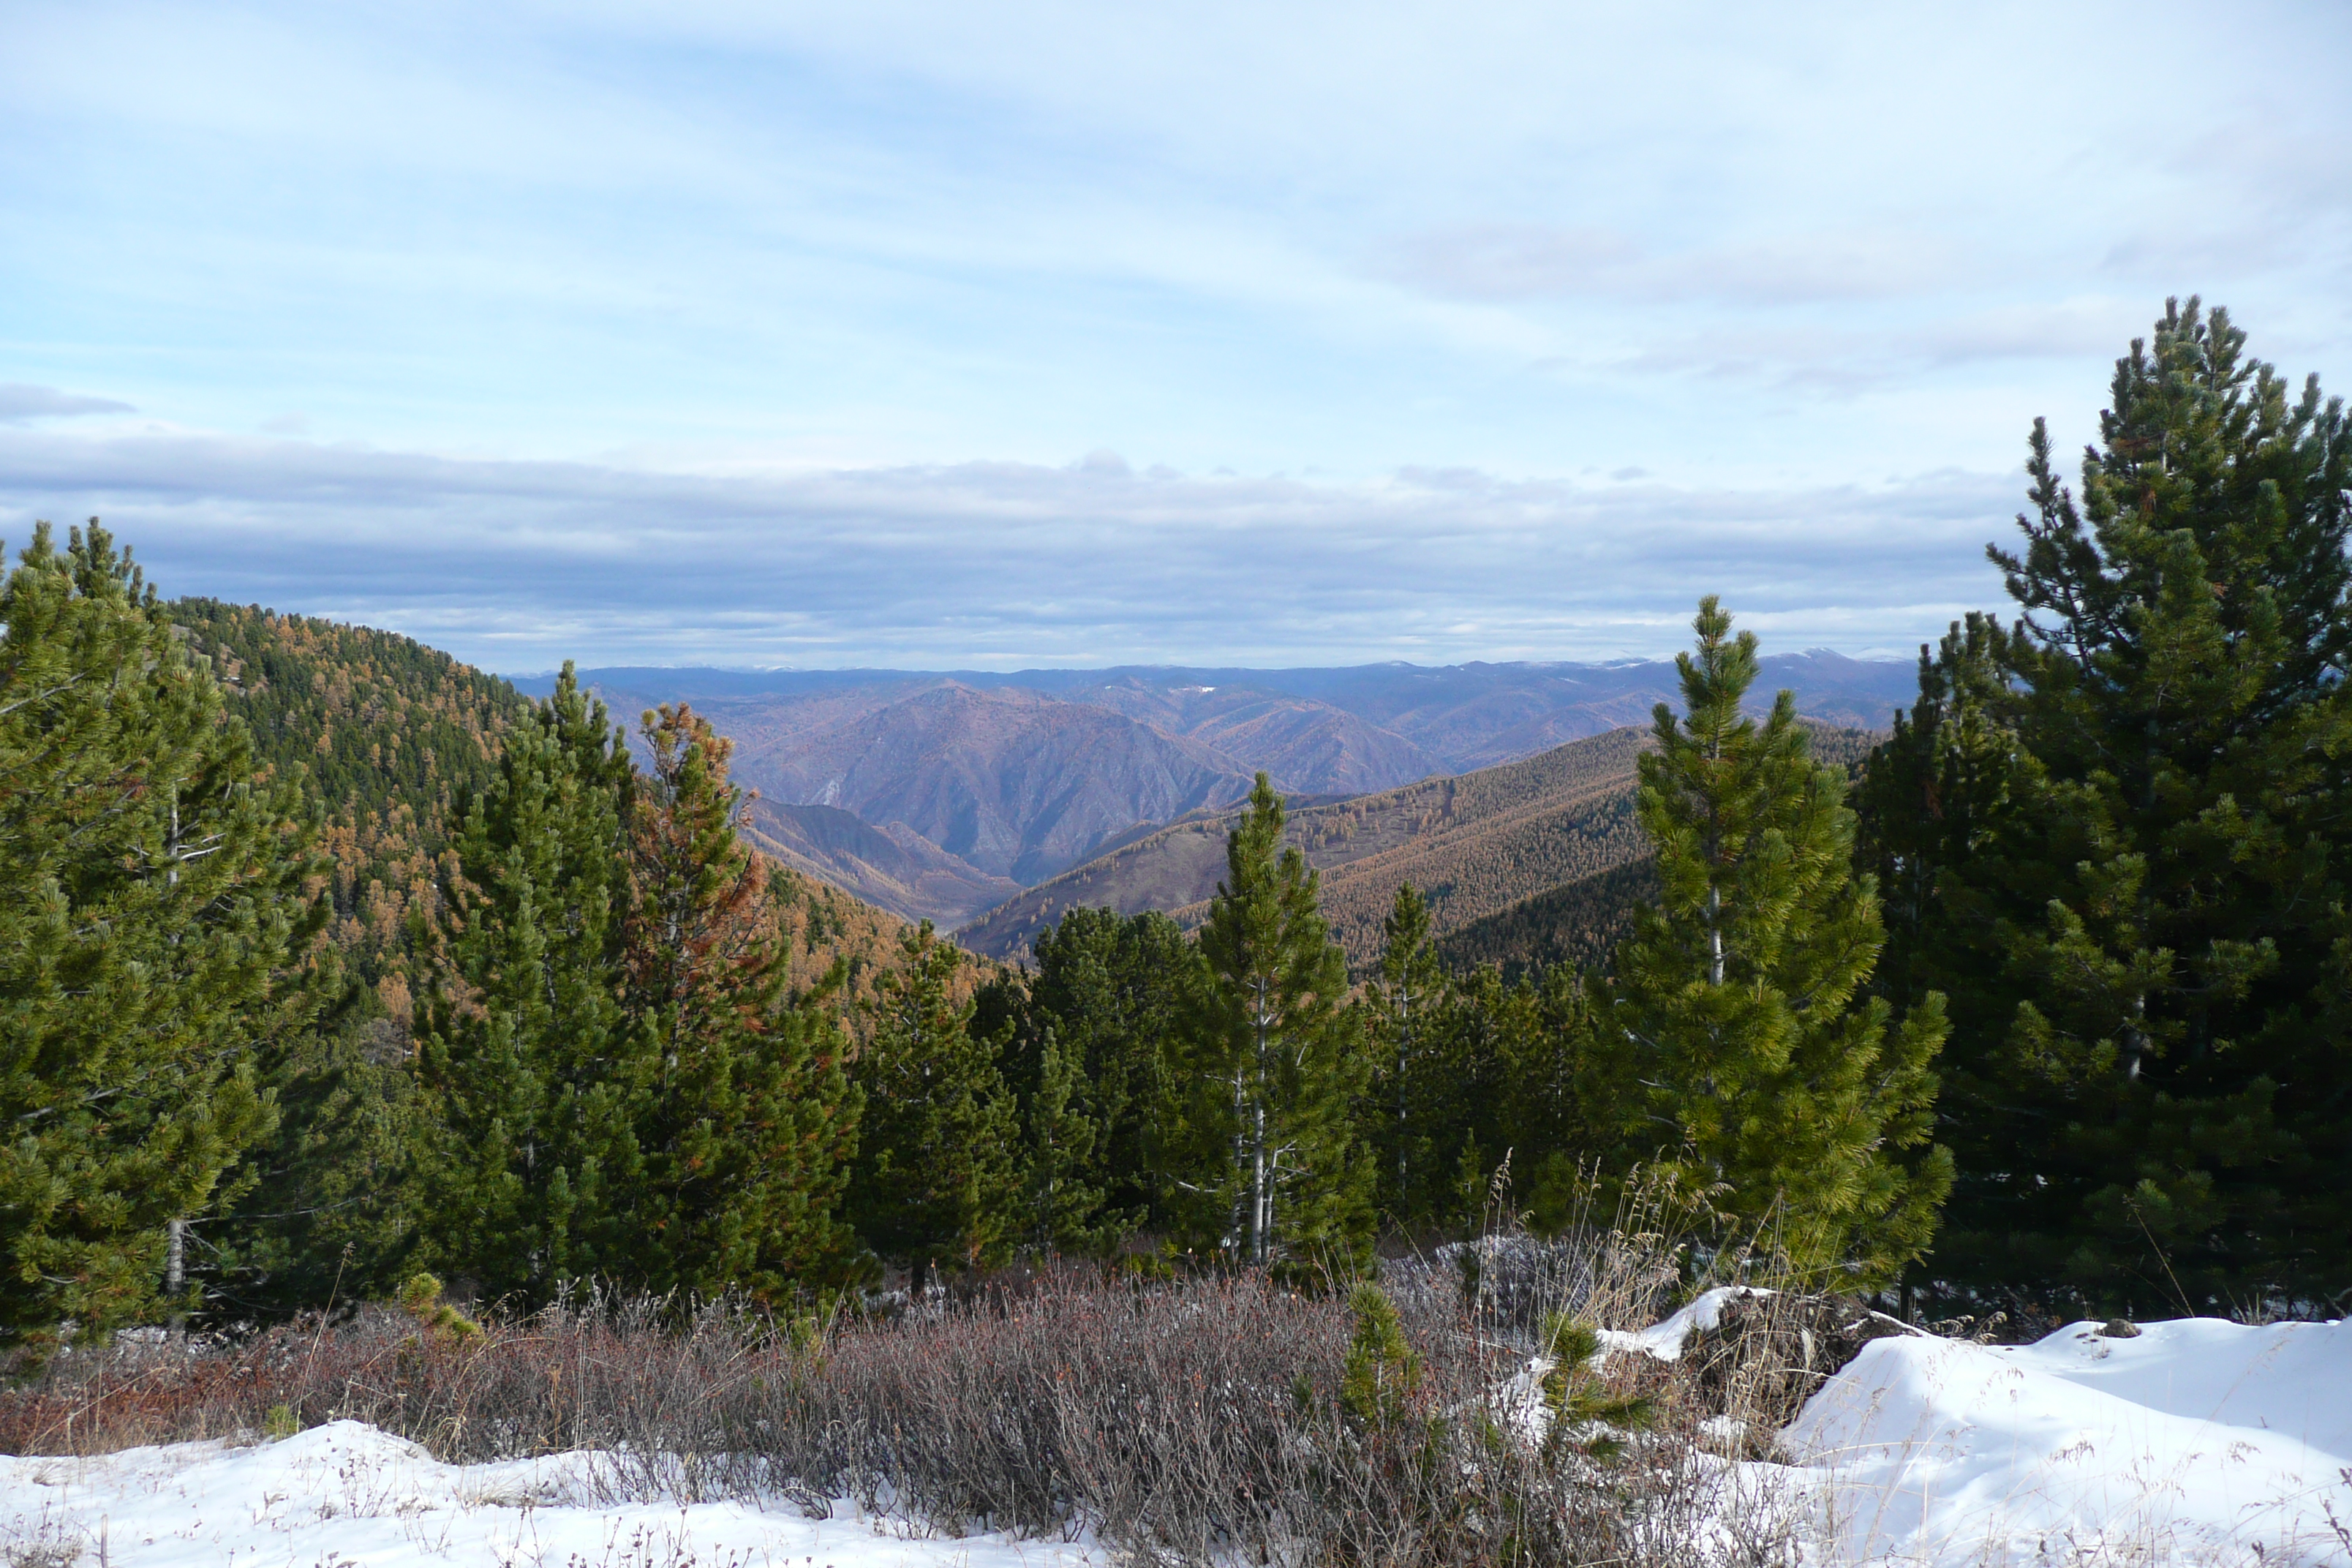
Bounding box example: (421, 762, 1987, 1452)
(1599, 598, 1950, 1285)
(1863, 300, 2352, 1311)
(623, 704, 863, 1295)
(410, 666, 645, 1303)
(1181, 775, 1373, 1268)
(1019, 907, 1195, 1231)
(0, 523, 323, 1351)
(1363, 884, 1447, 1224)
(849, 921, 1019, 1271)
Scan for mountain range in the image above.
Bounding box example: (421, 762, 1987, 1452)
(957, 722, 1880, 968)
(524, 653, 1917, 931)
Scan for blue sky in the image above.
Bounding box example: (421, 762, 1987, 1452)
(3, 0, 2347, 671)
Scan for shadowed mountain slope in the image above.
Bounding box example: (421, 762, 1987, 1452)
(960, 722, 1884, 970)
(728, 684, 1259, 884)
(1433, 859, 1661, 979)
(743, 799, 1021, 930)
(528, 657, 1916, 929)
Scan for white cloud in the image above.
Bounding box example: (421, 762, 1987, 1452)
(0, 385, 136, 423)
(0, 426, 2010, 671)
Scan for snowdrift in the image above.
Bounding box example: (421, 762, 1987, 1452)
(4, 1305, 2345, 1567)
(0, 1420, 1105, 1568)
(1778, 1315, 2352, 1567)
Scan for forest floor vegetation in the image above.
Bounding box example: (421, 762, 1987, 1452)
(10, 1234, 2345, 1567)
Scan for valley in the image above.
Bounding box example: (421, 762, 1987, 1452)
(536, 654, 1915, 938)
(958, 720, 1878, 968)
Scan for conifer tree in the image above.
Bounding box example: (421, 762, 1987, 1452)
(1493, 962, 1604, 1235)
(1363, 884, 1448, 1223)
(1019, 1029, 1121, 1255)
(1022, 907, 1196, 1229)
(1182, 775, 1373, 1267)
(207, 956, 421, 1313)
(1863, 300, 2352, 1308)
(0, 523, 322, 1350)
(410, 666, 644, 1303)
(622, 704, 862, 1295)
(850, 921, 1019, 1270)
(1599, 599, 1950, 1284)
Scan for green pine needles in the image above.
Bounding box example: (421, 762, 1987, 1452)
(1596, 597, 1952, 1287)
(1861, 298, 2352, 1311)
(1184, 774, 1374, 1270)
(1341, 1281, 1421, 1428)
(412, 682, 863, 1305)
(0, 524, 325, 1352)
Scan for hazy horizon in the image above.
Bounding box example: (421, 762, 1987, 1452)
(6, 1, 2345, 669)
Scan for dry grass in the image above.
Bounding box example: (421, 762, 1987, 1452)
(0, 1234, 1818, 1568)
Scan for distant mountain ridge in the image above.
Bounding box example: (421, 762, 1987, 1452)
(957, 721, 1884, 970)
(524, 652, 1914, 777)
(525, 655, 1918, 930)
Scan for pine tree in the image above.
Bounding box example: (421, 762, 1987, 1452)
(410, 665, 645, 1303)
(1598, 598, 1950, 1285)
(206, 955, 421, 1313)
(850, 921, 1019, 1270)
(1864, 300, 2352, 1309)
(622, 704, 862, 1295)
(0, 523, 323, 1351)
(1020, 1028, 1120, 1255)
(1182, 775, 1373, 1268)
(1022, 907, 1196, 1229)
(1492, 962, 1605, 1236)
(1363, 884, 1449, 1224)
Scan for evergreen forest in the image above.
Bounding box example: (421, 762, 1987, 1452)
(4, 298, 2348, 1355)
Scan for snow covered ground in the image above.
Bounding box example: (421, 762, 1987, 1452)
(0, 1421, 1104, 1568)
(1776, 1315, 2352, 1567)
(5, 1308, 2345, 1568)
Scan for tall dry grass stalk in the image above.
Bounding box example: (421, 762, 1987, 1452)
(4, 1182, 1838, 1568)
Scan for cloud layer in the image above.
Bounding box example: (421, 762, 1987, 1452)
(0, 384, 136, 423)
(1, 426, 2012, 671)
(1, 1, 2342, 666)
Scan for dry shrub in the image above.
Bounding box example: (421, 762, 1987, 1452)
(1, 1243, 1824, 1568)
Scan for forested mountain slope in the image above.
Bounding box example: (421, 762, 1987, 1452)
(168, 602, 944, 1003)
(1433, 859, 1660, 978)
(960, 722, 1882, 969)
(957, 725, 1651, 963)
(170, 600, 529, 1006)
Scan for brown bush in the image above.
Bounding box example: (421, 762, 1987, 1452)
(1, 1261, 1802, 1568)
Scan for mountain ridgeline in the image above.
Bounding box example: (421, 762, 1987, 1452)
(535, 653, 1916, 932)
(958, 720, 1880, 969)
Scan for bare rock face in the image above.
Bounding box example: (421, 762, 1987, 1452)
(1684, 1293, 1923, 1433)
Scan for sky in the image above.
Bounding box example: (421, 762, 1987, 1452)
(2, 0, 2348, 673)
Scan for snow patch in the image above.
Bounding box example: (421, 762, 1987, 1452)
(0, 1420, 1105, 1568)
(1778, 1316, 2352, 1567)
(1597, 1284, 1770, 1362)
